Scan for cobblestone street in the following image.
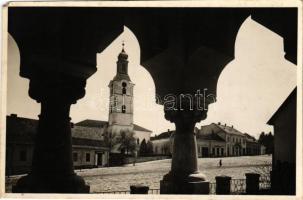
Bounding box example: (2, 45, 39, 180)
(77, 155, 271, 193)
(5, 155, 271, 193)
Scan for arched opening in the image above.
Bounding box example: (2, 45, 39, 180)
(199, 16, 296, 137)
(71, 26, 174, 135)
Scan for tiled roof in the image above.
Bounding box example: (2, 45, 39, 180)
(197, 133, 225, 142)
(72, 137, 106, 147)
(75, 119, 108, 128)
(76, 119, 152, 132)
(215, 123, 245, 136)
(6, 115, 37, 144)
(6, 115, 107, 148)
(243, 133, 257, 142)
(151, 131, 174, 140)
(133, 124, 152, 132)
(71, 125, 104, 141)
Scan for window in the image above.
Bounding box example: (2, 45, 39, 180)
(86, 153, 90, 162)
(73, 152, 78, 162)
(221, 148, 224, 155)
(19, 150, 27, 161)
(122, 82, 127, 94)
(216, 148, 220, 155)
(122, 105, 126, 113)
(122, 63, 127, 73)
(114, 96, 118, 107)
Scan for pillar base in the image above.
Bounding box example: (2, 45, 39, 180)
(160, 179, 209, 194)
(12, 173, 90, 193)
(160, 172, 209, 194)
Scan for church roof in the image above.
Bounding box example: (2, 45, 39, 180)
(75, 119, 108, 128)
(133, 124, 152, 132)
(76, 119, 152, 133)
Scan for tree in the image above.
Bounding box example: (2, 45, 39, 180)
(103, 130, 119, 167)
(139, 139, 147, 156)
(146, 140, 154, 156)
(258, 131, 274, 154)
(118, 130, 138, 156)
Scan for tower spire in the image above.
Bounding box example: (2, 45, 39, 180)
(122, 40, 125, 52)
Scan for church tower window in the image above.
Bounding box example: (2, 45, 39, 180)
(122, 105, 126, 113)
(122, 82, 127, 95)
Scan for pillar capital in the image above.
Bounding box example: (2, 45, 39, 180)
(164, 97, 208, 131)
(28, 75, 87, 105)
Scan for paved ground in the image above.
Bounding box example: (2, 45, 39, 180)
(5, 155, 271, 193)
(79, 155, 271, 193)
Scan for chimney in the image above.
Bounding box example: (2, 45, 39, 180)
(10, 114, 17, 118)
(231, 125, 233, 128)
(167, 129, 170, 133)
(71, 122, 74, 128)
(224, 124, 226, 127)
(218, 122, 221, 125)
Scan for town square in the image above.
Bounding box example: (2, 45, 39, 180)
(1, 2, 300, 197)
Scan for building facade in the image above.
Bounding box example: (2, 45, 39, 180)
(199, 123, 247, 157)
(267, 88, 296, 195)
(151, 130, 174, 155)
(5, 114, 110, 175)
(151, 123, 264, 158)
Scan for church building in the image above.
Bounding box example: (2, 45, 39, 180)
(77, 43, 152, 151)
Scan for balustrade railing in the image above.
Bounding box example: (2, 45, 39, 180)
(96, 176, 270, 195)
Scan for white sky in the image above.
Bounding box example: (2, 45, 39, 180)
(7, 17, 297, 138)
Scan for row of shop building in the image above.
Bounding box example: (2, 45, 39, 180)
(5, 114, 265, 176)
(5, 115, 151, 175)
(151, 122, 266, 157)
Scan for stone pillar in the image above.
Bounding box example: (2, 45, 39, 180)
(12, 77, 89, 193)
(130, 185, 149, 194)
(245, 173, 260, 194)
(160, 99, 209, 194)
(215, 176, 231, 194)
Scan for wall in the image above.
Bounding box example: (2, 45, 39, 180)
(72, 147, 109, 168)
(152, 138, 172, 155)
(134, 130, 151, 143)
(197, 140, 226, 157)
(125, 155, 170, 164)
(273, 110, 296, 165)
(6, 144, 34, 175)
(72, 148, 96, 168)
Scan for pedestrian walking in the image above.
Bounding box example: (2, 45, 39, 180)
(219, 159, 222, 167)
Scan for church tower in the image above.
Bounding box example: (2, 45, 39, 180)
(108, 42, 134, 134)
